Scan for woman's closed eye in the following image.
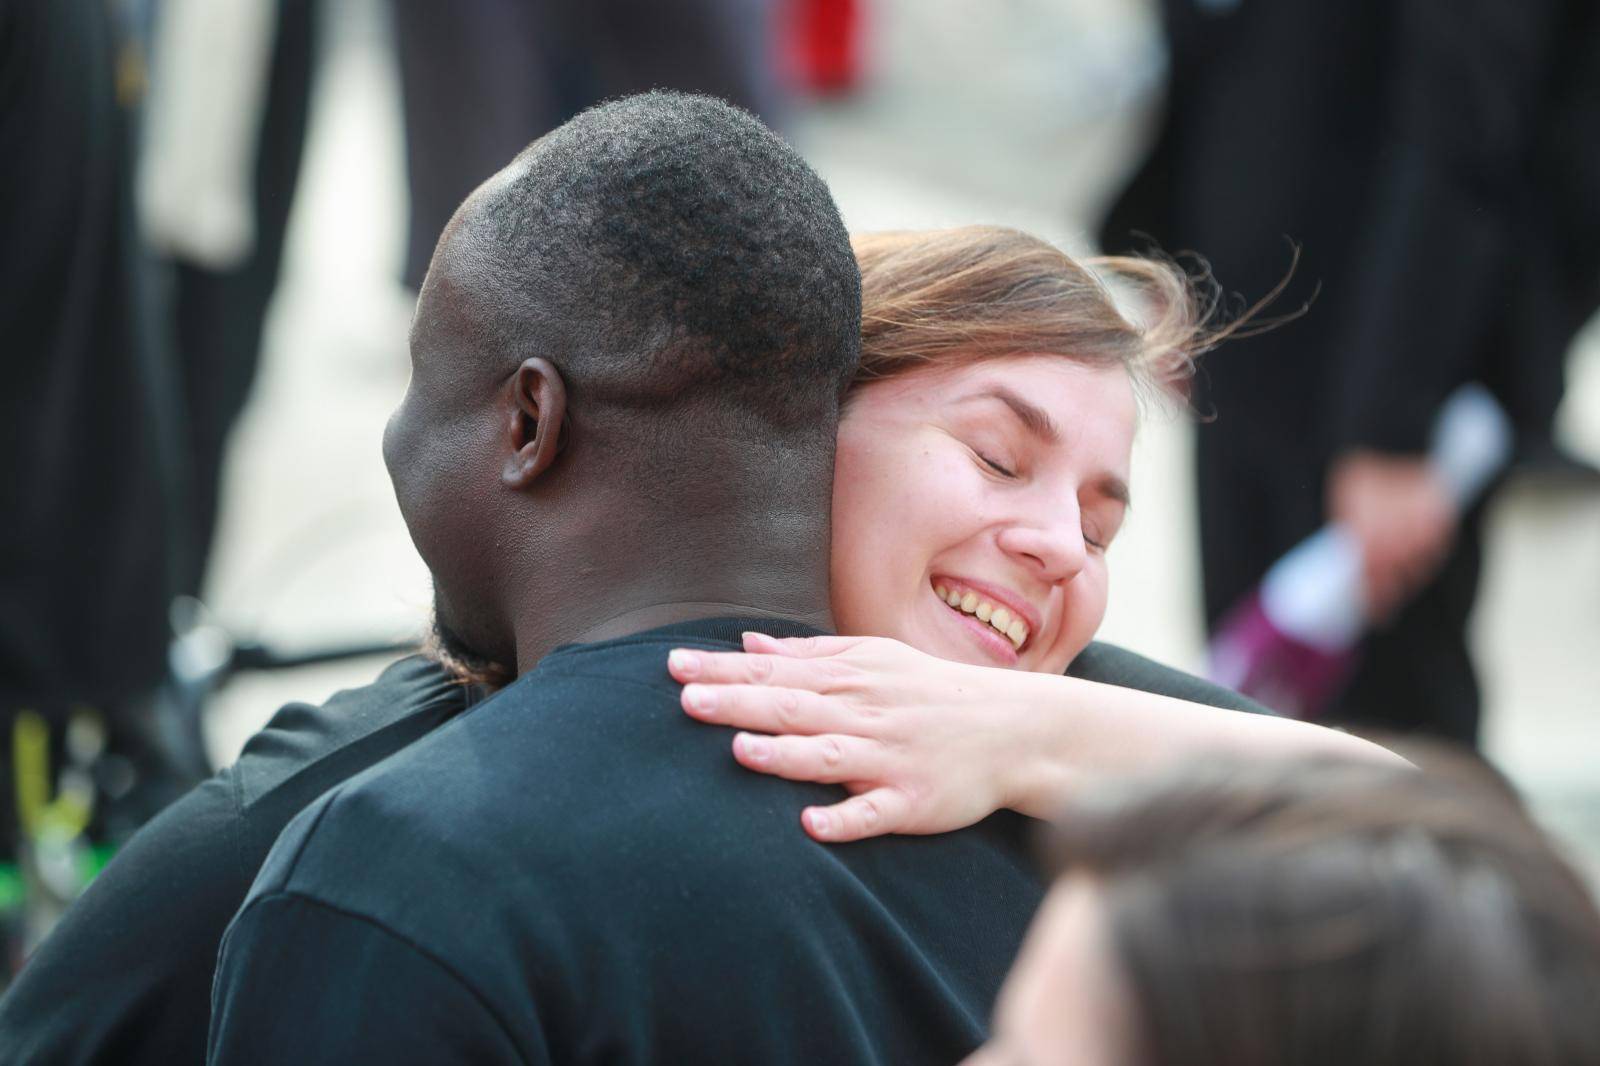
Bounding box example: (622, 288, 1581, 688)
(1083, 509, 1125, 553)
(977, 450, 1017, 478)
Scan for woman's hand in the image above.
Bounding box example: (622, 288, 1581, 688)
(666, 632, 1044, 843)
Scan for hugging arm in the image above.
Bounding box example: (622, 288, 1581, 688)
(668, 633, 1409, 842)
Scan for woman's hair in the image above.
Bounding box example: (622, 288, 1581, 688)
(850, 225, 1245, 403)
(1044, 755, 1600, 1066)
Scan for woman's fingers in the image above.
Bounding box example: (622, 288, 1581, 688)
(741, 631, 866, 658)
(667, 647, 852, 692)
(731, 731, 885, 786)
(801, 788, 913, 843)
(681, 683, 852, 736)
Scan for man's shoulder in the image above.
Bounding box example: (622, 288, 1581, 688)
(229, 654, 473, 809)
(335, 626, 736, 786)
(260, 637, 735, 880)
(1070, 640, 1275, 716)
(245, 628, 865, 925)
(230, 637, 771, 998)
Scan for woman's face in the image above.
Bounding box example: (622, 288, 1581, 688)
(830, 355, 1136, 674)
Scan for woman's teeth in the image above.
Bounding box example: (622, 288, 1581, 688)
(934, 583, 1029, 650)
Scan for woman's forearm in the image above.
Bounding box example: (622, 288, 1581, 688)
(667, 634, 1412, 842)
(997, 671, 1412, 821)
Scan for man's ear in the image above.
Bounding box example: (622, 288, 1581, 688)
(502, 357, 568, 488)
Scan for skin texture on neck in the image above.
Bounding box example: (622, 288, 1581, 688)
(505, 493, 836, 671)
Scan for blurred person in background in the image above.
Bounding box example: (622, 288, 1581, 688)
(1100, 0, 1600, 746)
(0, 0, 190, 967)
(390, 0, 786, 291)
(138, 0, 319, 596)
(2, 0, 340, 977)
(969, 754, 1600, 1066)
(1483, 0, 1600, 479)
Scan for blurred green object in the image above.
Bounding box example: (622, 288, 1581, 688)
(11, 711, 104, 966)
(1, 859, 22, 989)
(14, 711, 95, 843)
(0, 863, 22, 911)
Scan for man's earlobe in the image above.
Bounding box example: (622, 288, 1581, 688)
(503, 357, 568, 488)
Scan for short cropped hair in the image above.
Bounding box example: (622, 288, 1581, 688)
(473, 91, 860, 439)
(1046, 756, 1600, 1066)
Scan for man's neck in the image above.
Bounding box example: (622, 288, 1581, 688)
(508, 530, 833, 672)
(514, 597, 832, 673)
(559, 600, 830, 649)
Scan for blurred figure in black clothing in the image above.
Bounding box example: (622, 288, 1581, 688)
(392, 0, 785, 290)
(0, 0, 188, 948)
(1101, 0, 1600, 745)
(139, 0, 319, 596)
(1484, 0, 1600, 479)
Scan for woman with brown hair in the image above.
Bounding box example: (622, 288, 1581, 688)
(669, 224, 1402, 839)
(969, 755, 1600, 1066)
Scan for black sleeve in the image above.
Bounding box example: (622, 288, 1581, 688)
(1067, 641, 1275, 716)
(0, 779, 246, 1065)
(209, 892, 533, 1066)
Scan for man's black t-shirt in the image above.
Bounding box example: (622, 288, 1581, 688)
(207, 619, 1270, 1065)
(1, 636, 1264, 1064)
(210, 619, 1032, 1063)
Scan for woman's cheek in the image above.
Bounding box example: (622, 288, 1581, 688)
(1044, 568, 1109, 670)
(831, 447, 924, 635)
(1075, 567, 1112, 642)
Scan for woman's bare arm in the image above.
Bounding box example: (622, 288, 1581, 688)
(667, 632, 1409, 841)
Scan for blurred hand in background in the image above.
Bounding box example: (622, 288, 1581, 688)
(1327, 450, 1458, 623)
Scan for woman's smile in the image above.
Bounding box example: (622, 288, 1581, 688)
(929, 575, 1046, 665)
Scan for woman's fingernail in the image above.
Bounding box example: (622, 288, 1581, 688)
(683, 684, 716, 715)
(806, 809, 832, 837)
(740, 735, 772, 764)
(668, 649, 700, 678)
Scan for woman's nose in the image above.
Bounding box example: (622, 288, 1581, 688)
(996, 507, 1088, 584)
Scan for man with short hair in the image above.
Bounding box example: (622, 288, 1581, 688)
(210, 90, 1034, 1063)
(1, 91, 1267, 1063)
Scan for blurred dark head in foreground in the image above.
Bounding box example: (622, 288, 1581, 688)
(384, 91, 859, 675)
(971, 755, 1600, 1066)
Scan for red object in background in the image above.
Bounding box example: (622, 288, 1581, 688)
(783, 0, 861, 94)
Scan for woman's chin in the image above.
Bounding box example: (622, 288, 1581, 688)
(938, 644, 1002, 669)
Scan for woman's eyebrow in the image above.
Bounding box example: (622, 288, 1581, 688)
(959, 387, 1061, 443)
